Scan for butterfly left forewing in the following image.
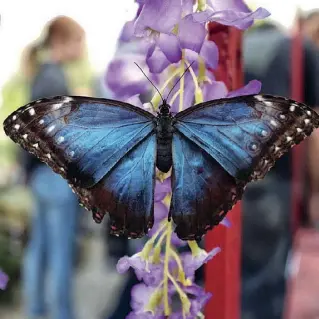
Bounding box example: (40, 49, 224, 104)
(3, 96, 156, 188)
(3, 95, 157, 238)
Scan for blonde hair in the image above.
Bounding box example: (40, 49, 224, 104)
(21, 15, 85, 78)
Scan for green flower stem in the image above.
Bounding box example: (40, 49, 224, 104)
(145, 280, 165, 313)
(152, 228, 168, 263)
(187, 240, 203, 256)
(151, 67, 182, 110)
(185, 60, 203, 104)
(197, 0, 207, 11)
(198, 56, 207, 84)
(140, 221, 168, 269)
(167, 272, 191, 317)
(169, 89, 181, 106)
(170, 248, 191, 285)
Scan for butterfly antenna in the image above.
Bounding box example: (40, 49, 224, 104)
(166, 61, 195, 101)
(134, 62, 164, 104)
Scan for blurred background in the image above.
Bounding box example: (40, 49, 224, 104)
(0, 0, 318, 319)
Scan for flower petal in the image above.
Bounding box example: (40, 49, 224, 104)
(205, 247, 222, 263)
(182, 0, 195, 16)
(0, 270, 8, 290)
(142, 263, 163, 286)
(157, 33, 182, 63)
(220, 216, 232, 228)
(199, 40, 219, 69)
(131, 283, 156, 312)
(125, 95, 144, 108)
(171, 232, 187, 247)
(207, 0, 250, 12)
(178, 15, 206, 53)
(146, 47, 171, 73)
(182, 247, 221, 278)
(116, 256, 131, 273)
(105, 55, 150, 98)
(119, 21, 135, 42)
(134, 0, 182, 36)
(155, 177, 171, 201)
(227, 79, 261, 98)
(154, 202, 168, 221)
(203, 80, 228, 101)
(116, 253, 146, 275)
(194, 7, 270, 30)
(169, 72, 197, 113)
(170, 284, 212, 319)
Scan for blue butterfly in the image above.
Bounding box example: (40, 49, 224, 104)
(3, 94, 319, 240)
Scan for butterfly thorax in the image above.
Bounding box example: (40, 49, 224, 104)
(156, 102, 174, 173)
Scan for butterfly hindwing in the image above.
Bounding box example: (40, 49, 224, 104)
(3, 96, 157, 237)
(174, 94, 319, 183)
(74, 133, 157, 237)
(170, 132, 245, 240)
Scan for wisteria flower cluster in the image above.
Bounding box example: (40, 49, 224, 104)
(105, 0, 270, 317)
(0, 269, 9, 290)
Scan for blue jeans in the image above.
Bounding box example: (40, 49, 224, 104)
(23, 165, 79, 319)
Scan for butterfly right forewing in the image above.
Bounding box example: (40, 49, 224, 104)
(170, 95, 319, 239)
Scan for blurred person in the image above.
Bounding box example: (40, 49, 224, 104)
(302, 10, 319, 48)
(1, 16, 93, 319)
(302, 10, 319, 229)
(241, 20, 319, 319)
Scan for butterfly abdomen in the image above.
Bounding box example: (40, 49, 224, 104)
(156, 115, 174, 173)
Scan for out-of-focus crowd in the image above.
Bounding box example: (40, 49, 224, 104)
(0, 9, 319, 319)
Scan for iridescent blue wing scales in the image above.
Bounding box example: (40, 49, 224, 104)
(170, 132, 245, 240)
(171, 95, 319, 239)
(174, 95, 319, 182)
(75, 133, 156, 237)
(3, 96, 157, 237)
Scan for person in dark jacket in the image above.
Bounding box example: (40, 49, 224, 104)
(241, 21, 319, 319)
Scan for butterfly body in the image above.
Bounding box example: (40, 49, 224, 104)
(155, 102, 175, 173)
(3, 94, 319, 240)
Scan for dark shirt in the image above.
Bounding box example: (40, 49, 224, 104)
(241, 23, 319, 319)
(21, 62, 70, 179)
(244, 23, 319, 180)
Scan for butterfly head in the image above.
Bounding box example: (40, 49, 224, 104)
(159, 100, 171, 116)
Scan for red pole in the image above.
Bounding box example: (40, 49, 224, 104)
(284, 10, 305, 319)
(205, 23, 243, 319)
(290, 10, 304, 236)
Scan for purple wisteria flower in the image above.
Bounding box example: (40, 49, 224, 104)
(105, 43, 152, 99)
(220, 216, 231, 228)
(106, 0, 271, 317)
(183, 247, 221, 279)
(169, 70, 261, 112)
(132, 0, 219, 73)
(131, 284, 157, 311)
(170, 284, 212, 319)
(134, 0, 182, 69)
(0, 270, 9, 290)
(117, 253, 147, 277)
(117, 249, 166, 286)
(194, 0, 271, 30)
